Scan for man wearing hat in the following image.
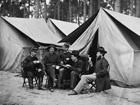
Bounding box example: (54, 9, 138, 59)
(22, 47, 44, 89)
(69, 50, 84, 89)
(68, 46, 111, 95)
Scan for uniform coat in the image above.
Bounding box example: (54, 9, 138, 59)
(95, 56, 111, 92)
(43, 52, 60, 88)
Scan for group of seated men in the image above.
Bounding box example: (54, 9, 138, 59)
(22, 44, 111, 94)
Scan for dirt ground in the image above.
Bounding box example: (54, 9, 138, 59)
(0, 71, 139, 105)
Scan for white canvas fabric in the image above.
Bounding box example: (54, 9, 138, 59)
(50, 19, 79, 35)
(69, 8, 140, 86)
(2, 17, 62, 45)
(105, 9, 140, 37)
(0, 18, 36, 71)
(46, 18, 66, 39)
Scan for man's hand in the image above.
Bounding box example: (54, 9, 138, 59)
(66, 58, 70, 61)
(92, 73, 96, 79)
(38, 69, 42, 72)
(56, 65, 60, 69)
(33, 60, 40, 64)
(33, 61, 37, 63)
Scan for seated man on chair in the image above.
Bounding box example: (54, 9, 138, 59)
(43, 45, 60, 92)
(69, 50, 84, 89)
(68, 46, 111, 95)
(22, 48, 44, 89)
(57, 43, 72, 88)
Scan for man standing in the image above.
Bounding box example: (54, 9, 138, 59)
(68, 47, 111, 95)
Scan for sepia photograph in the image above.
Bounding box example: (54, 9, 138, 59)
(0, 0, 140, 105)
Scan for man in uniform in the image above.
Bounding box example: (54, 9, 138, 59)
(43, 45, 60, 92)
(57, 43, 72, 88)
(22, 48, 44, 89)
(70, 50, 84, 89)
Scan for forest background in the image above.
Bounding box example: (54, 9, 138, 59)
(0, 0, 139, 25)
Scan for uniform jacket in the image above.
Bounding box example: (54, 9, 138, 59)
(59, 51, 72, 65)
(43, 52, 60, 66)
(95, 57, 109, 78)
(70, 59, 83, 73)
(22, 55, 38, 71)
(94, 56, 111, 92)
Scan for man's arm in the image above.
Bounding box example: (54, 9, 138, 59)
(71, 60, 83, 73)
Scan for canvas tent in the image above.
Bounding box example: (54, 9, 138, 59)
(2, 17, 64, 45)
(60, 8, 140, 87)
(48, 18, 79, 36)
(0, 17, 38, 72)
(46, 18, 66, 42)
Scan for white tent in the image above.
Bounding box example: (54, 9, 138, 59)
(49, 18, 79, 35)
(62, 8, 140, 86)
(2, 17, 64, 45)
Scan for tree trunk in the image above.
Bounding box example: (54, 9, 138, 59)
(69, 0, 72, 22)
(43, 1, 47, 19)
(135, 0, 140, 17)
(61, 2, 64, 21)
(97, 0, 100, 11)
(129, 0, 134, 16)
(35, 0, 40, 18)
(89, 0, 93, 17)
(114, 0, 121, 12)
(83, 0, 87, 22)
(77, 0, 80, 25)
(57, 0, 60, 20)
(89, 0, 100, 18)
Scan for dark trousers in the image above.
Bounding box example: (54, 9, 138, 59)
(58, 68, 64, 88)
(37, 71, 44, 89)
(70, 71, 80, 89)
(27, 71, 34, 89)
(58, 67, 71, 88)
(46, 66, 56, 88)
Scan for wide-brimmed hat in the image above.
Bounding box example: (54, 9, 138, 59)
(30, 47, 38, 53)
(71, 50, 79, 57)
(97, 47, 107, 54)
(63, 43, 70, 48)
(46, 45, 57, 51)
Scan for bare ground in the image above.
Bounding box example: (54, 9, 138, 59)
(0, 71, 139, 105)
